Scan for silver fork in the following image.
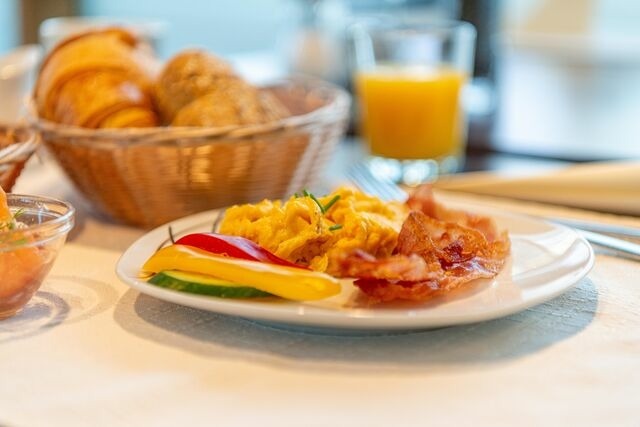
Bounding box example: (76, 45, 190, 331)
(348, 161, 640, 261)
(347, 161, 408, 202)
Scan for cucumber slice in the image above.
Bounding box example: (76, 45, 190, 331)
(148, 270, 272, 299)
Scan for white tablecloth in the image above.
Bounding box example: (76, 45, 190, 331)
(2, 155, 639, 427)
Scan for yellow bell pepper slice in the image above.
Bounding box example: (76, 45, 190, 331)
(142, 244, 341, 301)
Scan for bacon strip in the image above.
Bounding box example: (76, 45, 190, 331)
(407, 184, 503, 243)
(338, 249, 441, 282)
(342, 185, 510, 303)
(353, 279, 440, 303)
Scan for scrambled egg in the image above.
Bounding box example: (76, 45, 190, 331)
(218, 187, 408, 274)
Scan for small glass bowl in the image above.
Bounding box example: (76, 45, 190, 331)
(0, 194, 74, 319)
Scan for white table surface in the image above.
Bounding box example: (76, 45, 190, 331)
(2, 150, 640, 427)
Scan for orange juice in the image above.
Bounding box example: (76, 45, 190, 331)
(356, 66, 466, 160)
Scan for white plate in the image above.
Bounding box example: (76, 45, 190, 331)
(116, 201, 594, 331)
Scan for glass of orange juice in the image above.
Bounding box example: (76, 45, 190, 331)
(351, 19, 476, 185)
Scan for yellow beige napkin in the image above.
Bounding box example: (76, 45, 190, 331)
(434, 160, 640, 216)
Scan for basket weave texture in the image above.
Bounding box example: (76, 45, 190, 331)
(0, 126, 38, 192)
(35, 78, 350, 228)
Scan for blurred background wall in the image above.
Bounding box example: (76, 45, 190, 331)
(1, 0, 639, 161)
(0, 0, 19, 53)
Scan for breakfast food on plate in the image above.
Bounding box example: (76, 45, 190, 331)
(219, 187, 408, 274)
(35, 28, 160, 128)
(220, 185, 509, 303)
(141, 185, 510, 303)
(156, 50, 289, 126)
(0, 187, 51, 318)
(342, 186, 510, 302)
(35, 29, 289, 129)
(142, 233, 340, 301)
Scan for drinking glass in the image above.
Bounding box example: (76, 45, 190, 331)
(351, 18, 476, 185)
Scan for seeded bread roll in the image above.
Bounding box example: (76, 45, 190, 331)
(156, 50, 289, 127)
(171, 78, 264, 126)
(154, 50, 236, 123)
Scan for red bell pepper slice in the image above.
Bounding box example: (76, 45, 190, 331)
(175, 233, 308, 270)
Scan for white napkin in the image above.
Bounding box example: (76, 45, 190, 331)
(434, 160, 640, 216)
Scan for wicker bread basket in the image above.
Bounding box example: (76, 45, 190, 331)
(33, 78, 350, 228)
(0, 126, 39, 191)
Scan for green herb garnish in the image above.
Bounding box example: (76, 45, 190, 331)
(300, 189, 340, 214)
(295, 190, 344, 232)
(168, 225, 176, 244)
(12, 208, 25, 220)
(302, 189, 324, 213)
(322, 195, 340, 213)
(0, 208, 25, 232)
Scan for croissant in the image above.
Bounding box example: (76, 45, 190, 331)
(155, 50, 289, 127)
(35, 28, 160, 128)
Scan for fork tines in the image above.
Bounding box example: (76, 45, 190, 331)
(347, 161, 408, 202)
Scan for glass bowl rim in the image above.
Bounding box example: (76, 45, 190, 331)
(1, 193, 75, 246)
